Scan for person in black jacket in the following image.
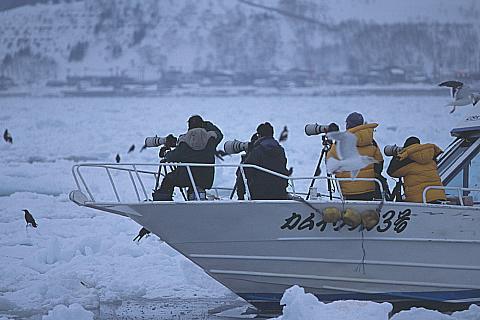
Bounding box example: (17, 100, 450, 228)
(244, 122, 289, 200)
(154, 115, 223, 201)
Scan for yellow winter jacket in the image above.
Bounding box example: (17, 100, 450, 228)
(327, 123, 384, 195)
(387, 143, 446, 203)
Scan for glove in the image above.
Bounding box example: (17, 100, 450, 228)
(159, 146, 169, 158)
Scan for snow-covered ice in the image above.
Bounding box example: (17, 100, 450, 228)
(0, 95, 477, 318)
(273, 285, 480, 320)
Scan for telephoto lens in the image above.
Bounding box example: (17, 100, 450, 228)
(224, 140, 249, 155)
(304, 123, 339, 136)
(144, 136, 167, 148)
(384, 144, 403, 157)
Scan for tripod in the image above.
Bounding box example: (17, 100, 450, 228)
(306, 135, 334, 200)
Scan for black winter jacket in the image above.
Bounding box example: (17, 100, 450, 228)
(244, 137, 289, 199)
(164, 121, 223, 189)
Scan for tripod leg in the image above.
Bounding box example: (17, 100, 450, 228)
(306, 149, 327, 200)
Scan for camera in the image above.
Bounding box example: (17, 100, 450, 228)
(305, 123, 339, 136)
(384, 144, 404, 156)
(144, 134, 177, 148)
(224, 140, 249, 155)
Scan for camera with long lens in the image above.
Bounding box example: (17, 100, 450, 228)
(144, 134, 177, 148)
(224, 140, 249, 155)
(384, 144, 404, 157)
(305, 123, 339, 136)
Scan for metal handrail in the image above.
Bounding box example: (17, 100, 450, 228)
(71, 162, 385, 203)
(423, 186, 480, 206)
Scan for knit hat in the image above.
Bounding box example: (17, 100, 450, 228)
(257, 122, 274, 137)
(403, 136, 420, 148)
(188, 115, 204, 129)
(346, 112, 364, 129)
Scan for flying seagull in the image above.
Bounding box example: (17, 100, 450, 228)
(3, 129, 12, 144)
(127, 144, 135, 153)
(278, 126, 288, 143)
(326, 131, 377, 178)
(22, 209, 37, 228)
(439, 80, 480, 113)
(133, 227, 150, 242)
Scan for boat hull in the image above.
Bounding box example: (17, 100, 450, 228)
(90, 200, 480, 309)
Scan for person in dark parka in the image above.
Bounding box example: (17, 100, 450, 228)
(244, 122, 290, 200)
(154, 115, 223, 200)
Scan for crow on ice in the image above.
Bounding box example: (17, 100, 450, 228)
(115, 154, 121, 163)
(278, 126, 288, 143)
(22, 209, 37, 228)
(133, 227, 150, 242)
(128, 144, 135, 153)
(439, 80, 480, 113)
(3, 129, 12, 144)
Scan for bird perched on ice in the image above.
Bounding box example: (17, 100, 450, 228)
(278, 126, 288, 143)
(22, 209, 37, 228)
(127, 144, 135, 153)
(115, 154, 121, 163)
(133, 227, 150, 242)
(438, 80, 480, 113)
(3, 129, 12, 144)
(326, 131, 377, 178)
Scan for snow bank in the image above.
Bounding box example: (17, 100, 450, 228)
(42, 303, 93, 320)
(391, 304, 480, 320)
(272, 285, 392, 320)
(273, 286, 480, 320)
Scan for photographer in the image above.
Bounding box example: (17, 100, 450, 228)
(244, 122, 290, 200)
(154, 115, 223, 201)
(327, 112, 385, 201)
(387, 136, 446, 203)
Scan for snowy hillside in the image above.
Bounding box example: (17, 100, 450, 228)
(0, 0, 479, 84)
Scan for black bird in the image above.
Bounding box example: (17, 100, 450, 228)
(133, 227, 150, 242)
(115, 154, 121, 163)
(128, 144, 135, 153)
(278, 126, 288, 143)
(140, 144, 147, 152)
(22, 209, 37, 228)
(3, 129, 12, 144)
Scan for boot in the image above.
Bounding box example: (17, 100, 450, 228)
(152, 190, 172, 201)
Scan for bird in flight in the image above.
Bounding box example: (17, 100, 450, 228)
(127, 144, 135, 153)
(439, 80, 480, 113)
(326, 131, 377, 178)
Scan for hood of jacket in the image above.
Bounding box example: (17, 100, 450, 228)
(254, 137, 284, 156)
(398, 143, 443, 164)
(348, 123, 378, 147)
(177, 128, 217, 151)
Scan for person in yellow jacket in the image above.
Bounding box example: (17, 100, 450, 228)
(327, 112, 384, 201)
(387, 136, 446, 203)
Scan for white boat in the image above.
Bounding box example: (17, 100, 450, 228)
(70, 110, 480, 313)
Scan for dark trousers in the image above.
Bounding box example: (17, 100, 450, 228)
(156, 169, 191, 200)
(345, 191, 375, 201)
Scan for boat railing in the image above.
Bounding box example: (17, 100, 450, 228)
(71, 162, 385, 204)
(423, 186, 480, 206)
